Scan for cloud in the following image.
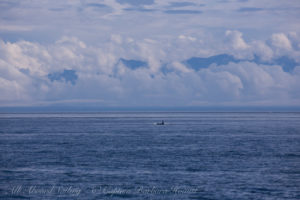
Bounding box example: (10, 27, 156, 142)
(1, 0, 299, 46)
(124, 7, 156, 12)
(85, 3, 109, 9)
(168, 2, 197, 8)
(250, 40, 273, 61)
(0, 0, 299, 109)
(0, 31, 300, 107)
(116, 0, 155, 6)
(0, 0, 19, 9)
(237, 7, 264, 12)
(164, 9, 202, 14)
(169, 61, 192, 73)
(0, 25, 34, 32)
(270, 33, 292, 50)
(225, 30, 249, 50)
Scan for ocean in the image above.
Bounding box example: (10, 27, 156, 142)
(0, 112, 299, 199)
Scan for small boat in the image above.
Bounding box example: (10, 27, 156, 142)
(156, 120, 165, 125)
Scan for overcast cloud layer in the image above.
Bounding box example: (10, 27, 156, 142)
(0, 0, 300, 107)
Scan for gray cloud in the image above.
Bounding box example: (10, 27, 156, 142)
(48, 7, 69, 12)
(86, 3, 108, 8)
(124, 7, 156, 12)
(164, 9, 202, 14)
(238, 7, 264, 12)
(0, 0, 19, 9)
(116, 0, 155, 6)
(168, 2, 197, 8)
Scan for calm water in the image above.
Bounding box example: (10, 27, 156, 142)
(0, 112, 299, 199)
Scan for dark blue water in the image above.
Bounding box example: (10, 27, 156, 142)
(0, 112, 299, 199)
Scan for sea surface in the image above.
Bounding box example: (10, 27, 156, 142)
(0, 112, 299, 200)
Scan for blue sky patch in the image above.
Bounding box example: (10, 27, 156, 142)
(119, 58, 148, 70)
(185, 54, 238, 70)
(185, 54, 299, 73)
(48, 69, 78, 85)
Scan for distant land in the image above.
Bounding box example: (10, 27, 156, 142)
(1, 106, 300, 113)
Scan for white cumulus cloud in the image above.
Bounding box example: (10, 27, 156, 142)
(0, 31, 300, 107)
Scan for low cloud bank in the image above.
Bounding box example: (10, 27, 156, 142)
(0, 31, 300, 107)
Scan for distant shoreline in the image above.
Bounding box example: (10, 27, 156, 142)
(1, 106, 300, 113)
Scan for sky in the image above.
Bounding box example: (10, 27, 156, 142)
(0, 0, 300, 108)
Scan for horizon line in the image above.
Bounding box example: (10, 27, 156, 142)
(1, 106, 300, 113)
